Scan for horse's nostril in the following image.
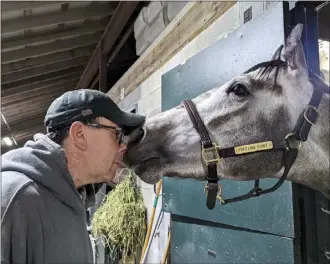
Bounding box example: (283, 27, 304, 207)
(128, 128, 145, 145)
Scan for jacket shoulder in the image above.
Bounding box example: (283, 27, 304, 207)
(1, 171, 34, 222)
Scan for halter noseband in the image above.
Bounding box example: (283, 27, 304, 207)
(182, 70, 329, 210)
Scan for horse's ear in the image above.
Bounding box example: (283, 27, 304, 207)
(282, 24, 308, 73)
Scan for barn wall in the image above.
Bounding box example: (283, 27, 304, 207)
(117, 1, 296, 263)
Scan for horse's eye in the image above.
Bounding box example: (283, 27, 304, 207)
(228, 83, 249, 96)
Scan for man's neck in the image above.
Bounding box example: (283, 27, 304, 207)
(64, 150, 89, 189)
(69, 164, 90, 189)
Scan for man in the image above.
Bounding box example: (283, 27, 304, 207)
(1, 89, 145, 264)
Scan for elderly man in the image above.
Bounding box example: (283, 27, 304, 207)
(1, 89, 145, 264)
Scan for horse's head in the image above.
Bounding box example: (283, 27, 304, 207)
(123, 24, 315, 185)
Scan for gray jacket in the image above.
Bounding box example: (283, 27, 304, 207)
(1, 134, 94, 264)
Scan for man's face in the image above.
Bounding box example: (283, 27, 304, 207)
(84, 117, 127, 184)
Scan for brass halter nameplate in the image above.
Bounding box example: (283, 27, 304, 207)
(234, 141, 274, 155)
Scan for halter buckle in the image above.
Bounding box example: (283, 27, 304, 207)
(202, 143, 222, 165)
(204, 183, 225, 205)
(303, 105, 318, 125)
(285, 133, 301, 150)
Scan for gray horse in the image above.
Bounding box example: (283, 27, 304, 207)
(123, 24, 330, 200)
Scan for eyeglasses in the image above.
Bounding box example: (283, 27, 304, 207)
(87, 123, 124, 144)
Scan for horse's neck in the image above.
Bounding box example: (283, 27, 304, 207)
(287, 93, 330, 198)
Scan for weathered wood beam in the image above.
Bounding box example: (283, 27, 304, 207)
(2, 76, 79, 97)
(108, 1, 236, 103)
(2, 65, 84, 89)
(76, 1, 140, 90)
(2, 32, 101, 62)
(1, 18, 108, 49)
(2, 87, 68, 107)
(2, 121, 47, 148)
(3, 101, 55, 119)
(2, 56, 90, 83)
(9, 123, 46, 137)
(3, 104, 51, 122)
(3, 126, 47, 149)
(2, 94, 59, 111)
(1, 125, 9, 136)
(1, 1, 65, 13)
(1, 113, 17, 146)
(91, 22, 135, 88)
(2, 114, 46, 133)
(13, 125, 47, 142)
(2, 44, 95, 73)
(1, 2, 115, 34)
(99, 44, 108, 92)
(6, 118, 45, 134)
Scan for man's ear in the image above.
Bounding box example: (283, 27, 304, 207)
(282, 23, 308, 73)
(69, 122, 88, 151)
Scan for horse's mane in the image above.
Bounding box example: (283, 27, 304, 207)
(244, 45, 287, 86)
(244, 59, 287, 77)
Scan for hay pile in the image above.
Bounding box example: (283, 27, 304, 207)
(91, 171, 146, 262)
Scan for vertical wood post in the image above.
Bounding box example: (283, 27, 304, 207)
(99, 41, 108, 93)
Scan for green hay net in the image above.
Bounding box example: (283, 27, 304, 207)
(91, 170, 146, 262)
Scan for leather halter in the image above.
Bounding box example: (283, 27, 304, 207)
(182, 70, 329, 210)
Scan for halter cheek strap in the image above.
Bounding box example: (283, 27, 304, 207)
(293, 70, 328, 141)
(182, 100, 220, 209)
(182, 70, 329, 209)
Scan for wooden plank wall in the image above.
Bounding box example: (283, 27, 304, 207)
(108, 1, 236, 103)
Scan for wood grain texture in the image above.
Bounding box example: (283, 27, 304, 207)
(109, 1, 236, 103)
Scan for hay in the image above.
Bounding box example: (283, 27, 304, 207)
(91, 171, 146, 262)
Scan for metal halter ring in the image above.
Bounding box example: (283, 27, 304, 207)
(204, 183, 225, 205)
(303, 105, 318, 125)
(285, 133, 301, 150)
(201, 143, 222, 165)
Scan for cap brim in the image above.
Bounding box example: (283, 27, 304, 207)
(117, 111, 146, 135)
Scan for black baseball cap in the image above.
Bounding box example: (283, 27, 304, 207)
(44, 89, 146, 135)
